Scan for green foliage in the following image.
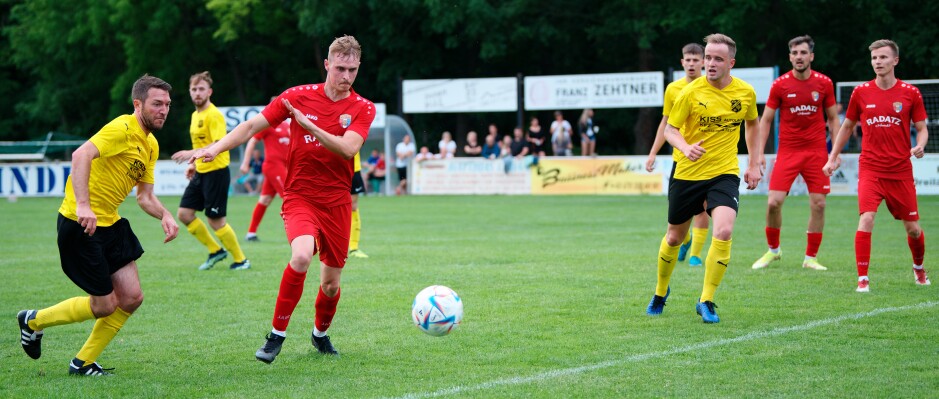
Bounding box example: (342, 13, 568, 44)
(1, 194, 937, 397)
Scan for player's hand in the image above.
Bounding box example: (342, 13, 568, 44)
(822, 156, 841, 176)
(184, 164, 195, 180)
(911, 145, 925, 159)
(682, 140, 706, 162)
(171, 150, 194, 164)
(645, 154, 657, 172)
(190, 147, 218, 164)
(162, 214, 179, 243)
(283, 99, 317, 133)
(76, 203, 97, 236)
(239, 162, 250, 174)
(743, 164, 762, 190)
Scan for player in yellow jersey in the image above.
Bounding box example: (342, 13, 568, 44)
(17, 75, 179, 376)
(348, 151, 369, 258)
(644, 33, 763, 323)
(171, 71, 249, 271)
(646, 43, 712, 268)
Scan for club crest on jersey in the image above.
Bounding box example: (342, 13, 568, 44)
(893, 102, 903, 113)
(730, 99, 742, 113)
(198, 120, 204, 128)
(811, 91, 819, 102)
(339, 114, 352, 128)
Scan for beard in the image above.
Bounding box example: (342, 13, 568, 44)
(141, 111, 165, 132)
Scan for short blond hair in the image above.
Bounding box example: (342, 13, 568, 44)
(329, 35, 362, 60)
(189, 71, 213, 87)
(869, 39, 899, 57)
(704, 33, 737, 59)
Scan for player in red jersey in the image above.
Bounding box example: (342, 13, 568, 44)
(824, 39, 929, 292)
(752, 35, 840, 271)
(190, 35, 376, 361)
(240, 114, 290, 242)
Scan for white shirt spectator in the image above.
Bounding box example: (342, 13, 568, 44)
(395, 140, 416, 168)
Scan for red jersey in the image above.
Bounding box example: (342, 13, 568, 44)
(262, 84, 376, 206)
(845, 79, 927, 180)
(765, 70, 835, 152)
(253, 120, 290, 168)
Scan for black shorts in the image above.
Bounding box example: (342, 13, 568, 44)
(351, 171, 366, 195)
(180, 167, 230, 218)
(57, 214, 144, 296)
(397, 166, 407, 180)
(667, 174, 740, 225)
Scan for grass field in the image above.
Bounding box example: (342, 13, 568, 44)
(1, 194, 938, 398)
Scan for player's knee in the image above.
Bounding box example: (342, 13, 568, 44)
(120, 291, 144, 313)
(767, 197, 784, 211)
(905, 224, 922, 238)
(177, 209, 194, 224)
(810, 198, 826, 212)
(321, 280, 340, 297)
(90, 296, 118, 318)
(290, 253, 314, 270)
(665, 232, 684, 247)
(259, 195, 273, 206)
(207, 217, 226, 230)
(712, 226, 733, 241)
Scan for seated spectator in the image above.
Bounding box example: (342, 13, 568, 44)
(528, 116, 547, 157)
(499, 135, 514, 174)
(510, 127, 529, 158)
(366, 149, 380, 165)
(463, 131, 482, 156)
(366, 152, 386, 194)
(481, 134, 500, 159)
(437, 131, 456, 159)
(415, 146, 434, 162)
(240, 149, 264, 193)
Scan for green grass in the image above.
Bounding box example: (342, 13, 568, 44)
(1, 194, 938, 398)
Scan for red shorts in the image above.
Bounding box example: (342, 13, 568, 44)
(769, 151, 830, 194)
(281, 197, 351, 268)
(857, 175, 919, 221)
(260, 164, 286, 197)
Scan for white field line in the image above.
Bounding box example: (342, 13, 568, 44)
(387, 301, 938, 399)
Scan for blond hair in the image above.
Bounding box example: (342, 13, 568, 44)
(869, 39, 899, 57)
(704, 33, 737, 59)
(189, 71, 213, 87)
(329, 35, 362, 60)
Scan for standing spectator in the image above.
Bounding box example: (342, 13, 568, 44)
(578, 109, 598, 156)
(463, 131, 482, 156)
(395, 135, 416, 195)
(481, 134, 500, 159)
(437, 131, 456, 158)
(510, 127, 529, 158)
(824, 39, 930, 292)
(550, 111, 573, 156)
(16, 75, 179, 377)
(486, 123, 500, 144)
(527, 116, 547, 157)
(171, 71, 249, 271)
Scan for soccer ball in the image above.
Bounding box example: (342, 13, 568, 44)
(411, 285, 463, 336)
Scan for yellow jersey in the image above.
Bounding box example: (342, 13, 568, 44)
(667, 76, 758, 181)
(354, 152, 361, 173)
(59, 114, 158, 227)
(663, 77, 695, 161)
(189, 103, 229, 173)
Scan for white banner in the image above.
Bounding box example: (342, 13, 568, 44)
(219, 103, 387, 130)
(0, 161, 191, 197)
(524, 72, 664, 110)
(402, 78, 518, 113)
(410, 158, 531, 195)
(673, 67, 776, 104)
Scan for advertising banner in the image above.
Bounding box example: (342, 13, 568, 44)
(525, 72, 664, 110)
(531, 157, 662, 195)
(402, 78, 518, 113)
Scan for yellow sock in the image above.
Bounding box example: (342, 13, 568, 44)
(349, 209, 361, 251)
(656, 236, 681, 297)
(186, 218, 222, 253)
(216, 223, 246, 263)
(690, 227, 708, 258)
(30, 296, 95, 330)
(76, 307, 131, 366)
(701, 237, 732, 302)
(681, 230, 691, 246)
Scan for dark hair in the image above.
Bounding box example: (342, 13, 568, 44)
(682, 43, 704, 56)
(131, 74, 172, 102)
(788, 35, 815, 52)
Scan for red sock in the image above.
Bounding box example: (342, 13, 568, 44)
(314, 286, 341, 333)
(766, 227, 781, 249)
(855, 231, 872, 278)
(248, 203, 269, 234)
(908, 231, 925, 266)
(272, 264, 306, 331)
(806, 232, 823, 257)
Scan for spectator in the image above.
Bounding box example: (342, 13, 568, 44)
(487, 123, 500, 144)
(395, 135, 416, 195)
(366, 151, 386, 194)
(463, 131, 482, 156)
(366, 149, 380, 166)
(415, 146, 434, 162)
(499, 135, 514, 174)
(578, 108, 598, 156)
(437, 131, 456, 158)
(510, 127, 529, 158)
(481, 134, 500, 159)
(241, 149, 264, 193)
(551, 110, 573, 156)
(528, 116, 547, 157)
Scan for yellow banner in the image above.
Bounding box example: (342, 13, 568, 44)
(532, 158, 662, 195)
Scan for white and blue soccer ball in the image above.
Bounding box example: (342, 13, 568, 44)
(411, 285, 463, 336)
